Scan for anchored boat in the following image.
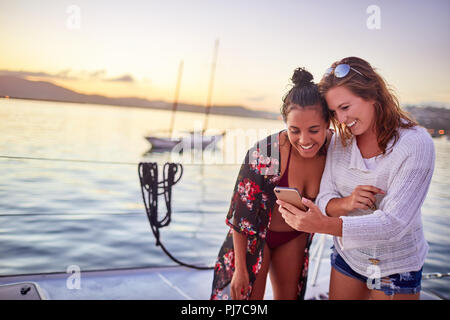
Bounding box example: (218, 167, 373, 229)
(146, 132, 224, 151)
(146, 40, 223, 152)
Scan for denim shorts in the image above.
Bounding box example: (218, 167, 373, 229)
(330, 246, 422, 296)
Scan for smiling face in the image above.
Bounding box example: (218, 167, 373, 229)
(325, 85, 376, 139)
(285, 105, 329, 158)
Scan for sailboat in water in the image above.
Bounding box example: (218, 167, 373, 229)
(145, 39, 224, 151)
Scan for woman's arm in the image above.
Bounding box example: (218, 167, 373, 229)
(226, 139, 267, 300)
(326, 185, 385, 217)
(280, 129, 435, 245)
(232, 229, 248, 273)
(324, 198, 349, 217)
(230, 229, 250, 300)
(278, 198, 343, 237)
(339, 134, 435, 250)
(317, 134, 384, 217)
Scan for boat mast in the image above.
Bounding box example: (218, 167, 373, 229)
(169, 60, 184, 138)
(202, 39, 219, 135)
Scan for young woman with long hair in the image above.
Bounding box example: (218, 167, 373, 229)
(278, 57, 435, 300)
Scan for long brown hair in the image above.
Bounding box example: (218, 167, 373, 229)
(319, 57, 417, 153)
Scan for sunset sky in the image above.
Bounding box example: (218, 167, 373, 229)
(1, 0, 449, 112)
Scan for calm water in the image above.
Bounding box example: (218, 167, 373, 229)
(0, 99, 449, 299)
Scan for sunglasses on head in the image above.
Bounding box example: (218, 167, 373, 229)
(324, 64, 367, 79)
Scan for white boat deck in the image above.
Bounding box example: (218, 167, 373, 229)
(1, 265, 212, 300)
(0, 259, 441, 300)
(0, 234, 442, 300)
(0, 257, 332, 300)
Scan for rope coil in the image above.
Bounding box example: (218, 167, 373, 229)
(138, 162, 213, 270)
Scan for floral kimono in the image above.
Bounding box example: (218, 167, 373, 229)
(210, 130, 314, 300)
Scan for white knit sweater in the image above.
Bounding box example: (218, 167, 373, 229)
(316, 125, 435, 278)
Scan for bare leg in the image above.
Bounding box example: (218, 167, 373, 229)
(269, 233, 307, 300)
(249, 243, 271, 300)
(329, 266, 370, 300)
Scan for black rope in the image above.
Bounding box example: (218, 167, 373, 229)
(138, 162, 213, 270)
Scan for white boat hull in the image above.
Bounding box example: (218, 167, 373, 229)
(146, 137, 181, 149)
(146, 134, 223, 151)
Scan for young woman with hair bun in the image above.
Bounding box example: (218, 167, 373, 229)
(211, 67, 333, 300)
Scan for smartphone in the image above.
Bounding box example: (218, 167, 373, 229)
(274, 186, 308, 211)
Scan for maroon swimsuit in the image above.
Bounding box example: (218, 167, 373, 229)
(266, 144, 304, 250)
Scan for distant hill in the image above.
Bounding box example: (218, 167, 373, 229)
(1, 75, 449, 128)
(0, 75, 279, 120)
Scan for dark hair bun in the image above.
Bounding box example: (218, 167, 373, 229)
(291, 67, 314, 87)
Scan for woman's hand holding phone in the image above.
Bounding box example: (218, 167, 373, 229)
(278, 198, 343, 237)
(274, 187, 308, 211)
